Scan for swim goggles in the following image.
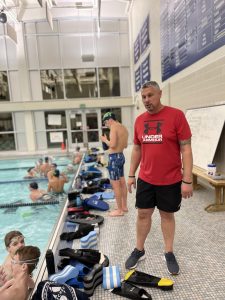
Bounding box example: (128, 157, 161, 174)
(11, 257, 39, 265)
(9, 235, 25, 247)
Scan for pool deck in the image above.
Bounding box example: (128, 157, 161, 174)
(29, 146, 225, 299)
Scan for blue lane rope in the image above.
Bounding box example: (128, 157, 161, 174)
(0, 200, 59, 209)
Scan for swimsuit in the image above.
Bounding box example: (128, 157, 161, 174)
(108, 153, 125, 180)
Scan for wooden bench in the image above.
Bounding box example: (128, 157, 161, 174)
(192, 165, 225, 212)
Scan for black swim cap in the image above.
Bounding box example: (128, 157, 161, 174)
(53, 169, 60, 177)
(102, 112, 116, 123)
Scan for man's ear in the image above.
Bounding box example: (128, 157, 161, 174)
(22, 263, 28, 271)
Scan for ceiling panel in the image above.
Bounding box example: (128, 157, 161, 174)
(0, 0, 132, 24)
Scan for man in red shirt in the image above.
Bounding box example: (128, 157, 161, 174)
(125, 81, 193, 275)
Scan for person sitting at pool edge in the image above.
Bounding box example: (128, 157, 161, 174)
(47, 169, 68, 193)
(29, 182, 48, 202)
(0, 245, 40, 300)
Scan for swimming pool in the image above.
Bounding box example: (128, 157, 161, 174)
(0, 156, 74, 264)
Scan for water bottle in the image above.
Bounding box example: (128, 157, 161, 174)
(207, 163, 216, 177)
(75, 195, 82, 207)
(45, 249, 55, 276)
(102, 142, 109, 151)
(75, 175, 82, 190)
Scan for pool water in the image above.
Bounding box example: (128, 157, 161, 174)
(0, 156, 74, 264)
(0, 156, 70, 170)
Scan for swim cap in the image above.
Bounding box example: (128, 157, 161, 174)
(53, 169, 60, 177)
(102, 112, 116, 123)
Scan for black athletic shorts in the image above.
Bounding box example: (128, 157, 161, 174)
(136, 178, 182, 212)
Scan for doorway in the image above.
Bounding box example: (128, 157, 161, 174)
(69, 109, 102, 149)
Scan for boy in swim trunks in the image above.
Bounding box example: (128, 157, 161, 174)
(101, 112, 129, 217)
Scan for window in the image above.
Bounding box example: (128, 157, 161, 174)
(40, 70, 64, 100)
(70, 112, 83, 143)
(98, 67, 120, 97)
(86, 112, 99, 142)
(0, 71, 10, 101)
(0, 113, 15, 151)
(44, 111, 67, 148)
(64, 68, 97, 98)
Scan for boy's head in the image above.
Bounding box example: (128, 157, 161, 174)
(102, 112, 116, 125)
(51, 163, 57, 170)
(12, 246, 40, 276)
(29, 182, 38, 190)
(53, 169, 60, 178)
(4, 231, 25, 256)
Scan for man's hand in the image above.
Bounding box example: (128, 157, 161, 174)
(0, 267, 7, 286)
(181, 182, 193, 198)
(127, 177, 136, 193)
(100, 135, 107, 143)
(0, 279, 14, 292)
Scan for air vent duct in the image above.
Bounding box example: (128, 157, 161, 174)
(81, 54, 95, 62)
(75, 1, 94, 8)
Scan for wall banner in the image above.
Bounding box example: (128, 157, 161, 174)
(134, 33, 141, 64)
(135, 67, 142, 92)
(141, 15, 150, 54)
(141, 54, 150, 84)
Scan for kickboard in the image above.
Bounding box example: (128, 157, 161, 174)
(84, 196, 109, 211)
(93, 192, 115, 200)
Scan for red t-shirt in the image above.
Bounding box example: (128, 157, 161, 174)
(134, 106, 192, 185)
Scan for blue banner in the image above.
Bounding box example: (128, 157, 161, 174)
(134, 34, 141, 64)
(161, 0, 225, 81)
(141, 54, 151, 84)
(135, 67, 141, 92)
(141, 15, 150, 54)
